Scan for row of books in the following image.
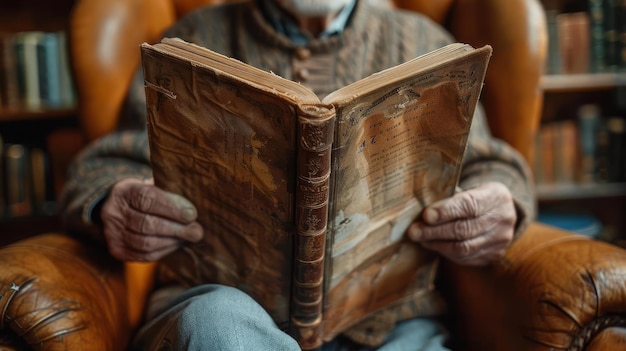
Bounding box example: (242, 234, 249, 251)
(0, 139, 57, 219)
(533, 104, 626, 185)
(545, 0, 626, 75)
(0, 30, 77, 111)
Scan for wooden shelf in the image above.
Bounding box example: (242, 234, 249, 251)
(0, 107, 77, 122)
(541, 73, 626, 93)
(536, 182, 626, 201)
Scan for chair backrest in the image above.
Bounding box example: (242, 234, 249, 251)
(67, 0, 548, 332)
(70, 0, 546, 160)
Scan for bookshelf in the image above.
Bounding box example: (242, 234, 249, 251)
(541, 72, 626, 92)
(536, 0, 626, 240)
(0, 0, 78, 245)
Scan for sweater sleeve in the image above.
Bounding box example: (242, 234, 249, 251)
(459, 104, 537, 238)
(58, 130, 153, 244)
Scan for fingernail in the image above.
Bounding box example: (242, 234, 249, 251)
(182, 208, 197, 222)
(189, 222, 204, 242)
(423, 208, 439, 224)
(408, 226, 422, 241)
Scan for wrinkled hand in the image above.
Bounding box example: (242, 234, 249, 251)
(100, 178, 204, 262)
(407, 182, 516, 266)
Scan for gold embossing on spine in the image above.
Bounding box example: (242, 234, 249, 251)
(291, 103, 335, 350)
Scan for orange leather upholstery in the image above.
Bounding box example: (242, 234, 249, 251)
(3, 1, 626, 351)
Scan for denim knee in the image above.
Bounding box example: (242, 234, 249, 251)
(174, 284, 299, 350)
(177, 284, 267, 326)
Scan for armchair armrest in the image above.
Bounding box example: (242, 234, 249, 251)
(0, 233, 131, 351)
(442, 222, 626, 351)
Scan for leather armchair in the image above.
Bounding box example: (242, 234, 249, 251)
(2, 0, 626, 350)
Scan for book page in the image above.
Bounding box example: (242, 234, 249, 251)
(322, 46, 490, 335)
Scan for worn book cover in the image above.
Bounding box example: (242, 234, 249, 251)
(141, 37, 491, 350)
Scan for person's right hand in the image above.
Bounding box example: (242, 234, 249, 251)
(100, 178, 204, 262)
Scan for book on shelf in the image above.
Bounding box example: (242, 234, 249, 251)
(545, 1, 626, 74)
(601, 0, 621, 71)
(545, 9, 563, 74)
(619, 0, 626, 68)
(0, 30, 76, 113)
(56, 31, 77, 108)
(14, 31, 44, 110)
(4, 144, 32, 218)
(0, 33, 20, 109)
(141, 37, 491, 350)
(37, 32, 63, 108)
(578, 104, 602, 183)
(606, 116, 626, 182)
(588, 0, 606, 72)
(557, 11, 590, 74)
(29, 147, 57, 216)
(0, 141, 59, 219)
(532, 104, 626, 186)
(533, 120, 580, 185)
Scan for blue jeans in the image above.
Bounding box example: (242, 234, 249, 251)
(131, 284, 451, 351)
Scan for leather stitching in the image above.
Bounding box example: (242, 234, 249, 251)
(0, 283, 20, 330)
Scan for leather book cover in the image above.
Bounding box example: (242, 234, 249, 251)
(141, 37, 491, 350)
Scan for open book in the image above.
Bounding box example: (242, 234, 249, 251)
(141, 37, 492, 350)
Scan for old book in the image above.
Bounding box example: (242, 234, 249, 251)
(37, 32, 63, 108)
(4, 144, 32, 218)
(602, 0, 621, 71)
(141, 37, 491, 350)
(15, 31, 44, 110)
(578, 104, 602, 183)
(56, 31, 77, 108)
(588, 0, 606, 72)
(0, 33, 20, 109)
(557, 12, 590, 74)
(606, 117, 625, 182)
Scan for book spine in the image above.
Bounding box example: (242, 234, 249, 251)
(291, 104, 335, 351)
(30, 147, 56, 215)
(0, 33, 20, 109)
(618, 0, 626, 70)
(37, 33, 62, 108)
(546, 9, 563, 74)
(607, 117, 626, 182)
(578, 104, 602, 182)
(589, 0, 606, 72)
(13, 33, 27, 107)
(603, 0, 621, 71)
(21, 32, 43, 109)
(5, 144, 32, 217)
(557, 12, 591, 74)
(56, 32, 76, 107)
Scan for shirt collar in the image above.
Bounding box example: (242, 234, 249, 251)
(257, 0, 357, 45)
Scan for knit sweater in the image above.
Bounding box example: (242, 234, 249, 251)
(60, 0, 536, 346)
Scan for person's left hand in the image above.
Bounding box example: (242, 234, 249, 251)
(407, 182, 517, 266)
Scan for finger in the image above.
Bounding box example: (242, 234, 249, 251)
(421, 191, 479, 225)
(126, 183, 198, 224)
(121, 229, 180, 253)
(422, 183, 509, 225)
(420, 231, 492, 261)
(124, 207, 204, 243)
(108, 239, 180, 262)
(408, 215, 490, 242)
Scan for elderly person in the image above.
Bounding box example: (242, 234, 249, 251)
(60, 0, 534, 350)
